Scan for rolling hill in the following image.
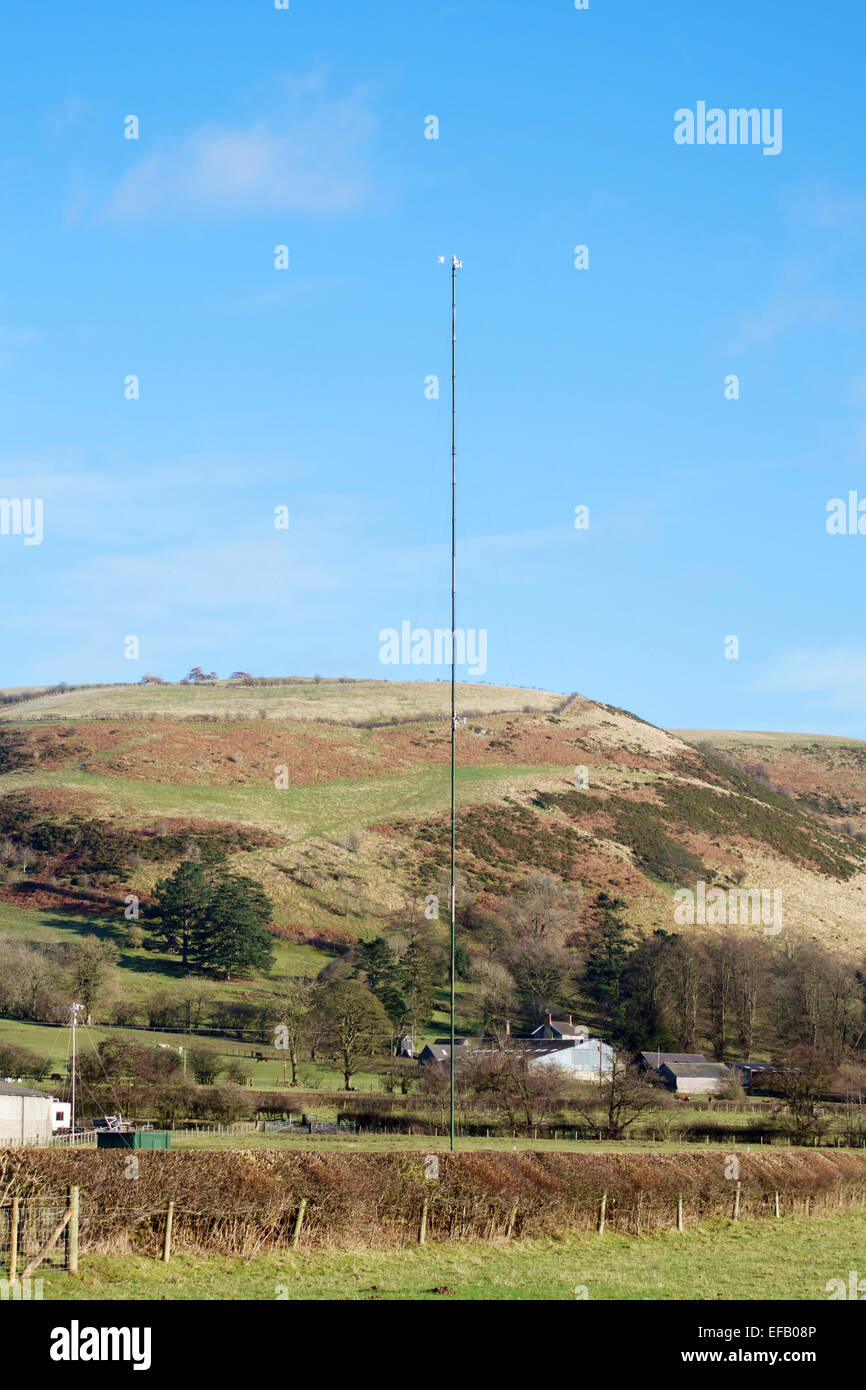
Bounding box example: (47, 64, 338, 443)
(1, 679, 865, 954)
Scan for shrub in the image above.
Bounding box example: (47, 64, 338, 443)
(187, 1046, 222, 1085)
(221, 1058, 253, 1087)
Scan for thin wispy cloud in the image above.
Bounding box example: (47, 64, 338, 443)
(102, 77, 379, 222)
(783, 181, 866, 234)
(44, 92, 92, 133)
(0, 325, 38, 371)
(751, 647, 866, 711)
(729, 287, 843, 353)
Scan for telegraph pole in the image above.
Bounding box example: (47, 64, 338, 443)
(69, 1002, 83, 1145)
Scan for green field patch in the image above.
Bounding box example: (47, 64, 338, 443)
(36, 1208, 866, 1301)
(0, 764, 568, 839)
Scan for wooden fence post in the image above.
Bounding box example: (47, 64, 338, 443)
(733, 1181, 741, 1221)
(597, 1191, 607, 1236)
(774, 1191, 780, 1219)
(22, 1208, 70, 1281)
(418, 1198, 429, 1246)
(162, 1201, 174, 1264)
(9, 1197, 19, 1283)
(292, 1198, 307, 1250)
(67, 1187, 79, 1274)
(676, 1194, 684, 1233)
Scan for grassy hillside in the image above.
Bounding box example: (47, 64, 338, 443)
(675, 728, 866, 836)
(2, 683, 866, 948)
(0, 678, 564, 725)
(2, 681, 866, 1105)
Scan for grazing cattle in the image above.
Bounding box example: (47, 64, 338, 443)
(252, 1051, 267, 1063)
(50, 1073, 63, 1082)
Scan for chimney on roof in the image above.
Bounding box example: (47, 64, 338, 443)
(544, 1010, 552, 1025)
(568, 1014, 573, 1026)
(505, 1020, 510, 1037)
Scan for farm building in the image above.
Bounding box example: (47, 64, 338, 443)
(418, 1033, 613, 1079)
(640, 1051, 709, 1073)
(530, 1013, 590, 1041)
(0, 1080, 66, 1145)
(525, 1038, 613, 1079)
(731, 1061, 776, 1091)
(658, 1061, 732, 1096)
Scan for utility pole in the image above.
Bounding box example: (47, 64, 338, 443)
(69, 1002, 84, 1145)
(440, 253, 462, 1153)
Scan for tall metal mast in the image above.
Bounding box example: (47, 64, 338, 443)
(441, 253, 462, 1152)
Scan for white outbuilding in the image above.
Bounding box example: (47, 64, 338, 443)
(0, 1080, 65, 1145)
(526, 1038, 614, 1080)
(658, 1061, 732, 1096)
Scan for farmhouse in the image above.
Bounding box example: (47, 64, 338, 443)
(658, 1061, 732, 1096)
(530, 1012, 589, 1041)
(0, 1080, 67, 1145)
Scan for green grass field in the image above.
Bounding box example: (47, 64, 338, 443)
(0, 898, 325, 975)
(0, 761, 567, 837)
(34, 1208, 866, 1300)
(0, 1014, 375, 1095)
(167, 1131, 764, 1152)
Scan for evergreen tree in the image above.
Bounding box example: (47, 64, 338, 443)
(582, 892, 633, 1033)
(193, 873, 274, 980)
(150, 861, 211, 969)
(356, 938, 406, 1028)
(356, 937, 398, 993)
(401, 940, 436, 1028)
(377, 982, 409, 1030)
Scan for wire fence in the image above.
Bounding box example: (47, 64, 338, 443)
(0, 1196, 74, 1279)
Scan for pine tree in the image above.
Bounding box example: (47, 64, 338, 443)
(150, 861, 211, 969)
(401, 940, 436, 1028)
(193, 873, 274, 980)
(582, 892, 633, 1033)
(356, 937, 398, 994)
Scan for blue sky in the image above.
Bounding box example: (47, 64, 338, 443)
(1, 0, 865, 735)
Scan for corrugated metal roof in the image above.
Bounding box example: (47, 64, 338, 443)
(641, 1052, 708, 1067)
(0, 1080, 54, 1098)
(536, 1042, 612, 1063)
(660, 1062, 731, 1078)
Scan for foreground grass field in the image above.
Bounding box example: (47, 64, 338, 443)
(37, 1209, 866, 1301)
(168, 1129, 796, 1152)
